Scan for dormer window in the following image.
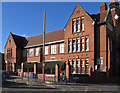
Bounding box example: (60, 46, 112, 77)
(72, 19, 76, 33)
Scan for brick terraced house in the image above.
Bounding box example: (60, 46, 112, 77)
(4, 1, 120, 82)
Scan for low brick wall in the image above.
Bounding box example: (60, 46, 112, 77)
(37, 74, 55, 82)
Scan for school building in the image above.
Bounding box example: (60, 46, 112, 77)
(4, 1, 120, 82)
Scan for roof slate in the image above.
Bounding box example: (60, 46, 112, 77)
(26, 29, 64, 47)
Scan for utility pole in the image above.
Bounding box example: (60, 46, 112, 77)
(43, 10, 46, 81)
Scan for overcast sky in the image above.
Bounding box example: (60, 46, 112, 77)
(2, 2, 111, 53)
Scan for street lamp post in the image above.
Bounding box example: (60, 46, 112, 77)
(43, 10, 46, 82)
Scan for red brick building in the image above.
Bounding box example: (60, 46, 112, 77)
(4, 1, 120, 82)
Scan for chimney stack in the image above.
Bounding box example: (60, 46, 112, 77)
(100, 2, 108, 12)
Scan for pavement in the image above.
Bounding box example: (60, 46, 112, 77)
(2, 75, 120, 93)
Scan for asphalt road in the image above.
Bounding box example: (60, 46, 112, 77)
(2, 76, 120, 93)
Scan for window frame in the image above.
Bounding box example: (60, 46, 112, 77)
(81, 17, 84, 31)
(59, 43, 64, 54)
(72, 19, 76, 33)
(35, 47, 40, 56)
(45, 46, 49, 55)
(29, 48, 33, 57)
(50, 45, 57, 54)
(76, 18, 80, 32)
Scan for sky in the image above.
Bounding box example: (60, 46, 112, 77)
(2, 2, 111, 53)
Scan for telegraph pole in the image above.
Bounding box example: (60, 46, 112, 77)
(43, 10, 46, 81)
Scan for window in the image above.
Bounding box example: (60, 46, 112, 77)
(76, 19, 80, 32)
(77, 38, 80, 52)
(81, 37, 85, 51)
(73, 59, 76, 73)
(51, 45, 56, 54)
(7, 48, 12, 58)
(81, 17, 84, 31)
(73, 39, 76, 52)
(9, 40, 11, 45)
(45, 46, 48, 55)
(23, 49, 27, 57)
(97, 58, 103, 65)
(85, 59, 89, 74)
(100, 58, 103, 65)
(68, 40, 72, 53)
(68, 59, 72, 73)
(85, 37, 89, 51)
(29, 49, 33, 57)
(59, 43, 64, 53)
(68, 59, 72, 65)
(77, 59, 80, 73)
(35, 48, 40, 56)
(72, 19, 76, 33)
(81, 59, 84, 74)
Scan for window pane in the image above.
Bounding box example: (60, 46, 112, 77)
(73, 60, 76, 73)
(86, 38, 89, 51)
(68, 40, 72, 52)
(45, 46, 48, 55)
(59, 43, 64, 53)
(51, 45, 56, 54)
(81, 17, 84, 31)
(73, 40, 76, 52)
(77, 60, 80, 73)
(85, 59, 89, 74)
(81, 38, 84, 51)
(77, 19, 80, 32)
(72, 20, 75, 33)
(77, 39, 80, 51)
(35, 48, 40, 56)
(81, 59, 84, 74)
(29, 49, 33, 57)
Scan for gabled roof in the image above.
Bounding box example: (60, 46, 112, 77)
(65, 3, 94, 28)
(25, 29, 64, 48)
(11, 33, 27, 48)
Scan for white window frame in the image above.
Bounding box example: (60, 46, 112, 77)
(86, 37, 89, 51)
(72, 19, 76, 33)
(81, 17, 84, 31)
(59, 43, 64, 53)
(81, 59, 84, 74)
(51, 45, 56, 54)
(77, 18, 80, 32)
(73, 39, 76, 52)
(35, 48, 40, 56)
(68, 40, 72, 53)
(29, 48, 33, 57)
(85, 59, 89, 74)
(77, 38, 80, 52)
(81, 37, 84, 51)
(45, 46, 48, 55)
(73, 60, 76, 73)
(77, 59, 80, 73)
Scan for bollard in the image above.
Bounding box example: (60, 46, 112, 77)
(54, 75, 56, 84)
